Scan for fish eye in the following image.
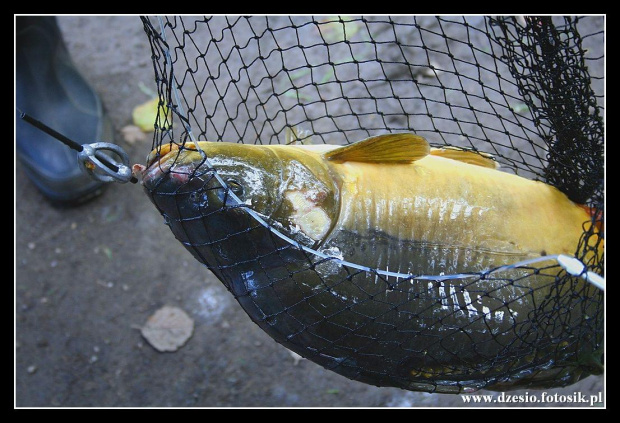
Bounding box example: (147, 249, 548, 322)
(226, 180, 244, 199)
(217, 179, 244, 205)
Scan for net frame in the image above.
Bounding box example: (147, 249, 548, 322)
(140, 15, 604, 393)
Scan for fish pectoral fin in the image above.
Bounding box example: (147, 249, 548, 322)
(430, 146, 500, 169)
(324, 133, 430, 163)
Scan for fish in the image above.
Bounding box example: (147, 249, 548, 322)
(139, 133, 603, 393)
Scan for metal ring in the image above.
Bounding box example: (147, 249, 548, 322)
(78, 142, 133, 183)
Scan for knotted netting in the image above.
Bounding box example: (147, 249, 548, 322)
(139, 16, 604, 393)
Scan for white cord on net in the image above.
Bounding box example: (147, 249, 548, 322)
(557, 254, 605, 291)
(154, 16, 605, 291)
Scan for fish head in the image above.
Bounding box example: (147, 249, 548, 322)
(142, 141, 284, 222)
(141, 141, 339, 248)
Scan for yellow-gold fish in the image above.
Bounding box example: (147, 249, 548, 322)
(140, 133, 603, 393)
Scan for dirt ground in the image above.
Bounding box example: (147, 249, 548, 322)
(15, 15, 604, 408)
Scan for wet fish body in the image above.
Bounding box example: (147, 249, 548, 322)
(141, 134, 603, 393)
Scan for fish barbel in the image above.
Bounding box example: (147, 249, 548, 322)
(141, 133, 603, 393)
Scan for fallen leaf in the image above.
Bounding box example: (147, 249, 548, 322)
(141, 306, 194, 352)
(132, 97, 168, 132)
(102, 246, 113, 259)
(120, 125, 147, 144)
(318, 16, 361, 43)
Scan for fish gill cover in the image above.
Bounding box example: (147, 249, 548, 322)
(139, 16, 604, 393)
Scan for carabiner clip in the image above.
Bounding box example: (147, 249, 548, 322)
(17, 110, 138, 184)
(78, 142, 135, 184)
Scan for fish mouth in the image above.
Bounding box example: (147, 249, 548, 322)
(142, 142, 203, 186)
(145, 142, 201, 168)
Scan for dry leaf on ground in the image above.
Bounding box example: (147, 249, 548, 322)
(141, 306, 194, 352)
(120, 125, 147, 144)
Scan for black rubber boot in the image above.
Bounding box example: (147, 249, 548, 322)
(16, 16, 112, 206)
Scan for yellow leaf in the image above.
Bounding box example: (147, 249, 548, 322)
(132, 97, 167, 132)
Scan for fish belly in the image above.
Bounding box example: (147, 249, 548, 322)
(291, 156, 602, 391)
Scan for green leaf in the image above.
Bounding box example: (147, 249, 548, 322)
(319, 16, 361, 43)
(102, 246, 113, 260)
(511, 102, 530, 114)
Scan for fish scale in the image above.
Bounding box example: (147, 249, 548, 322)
(325, 154, 581, 276)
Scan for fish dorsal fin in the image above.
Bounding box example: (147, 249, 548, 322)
(324, 133, 430, 163)
(430, 146, 500, 169)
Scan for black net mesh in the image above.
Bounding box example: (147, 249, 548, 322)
(139, 16, 604, 393)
